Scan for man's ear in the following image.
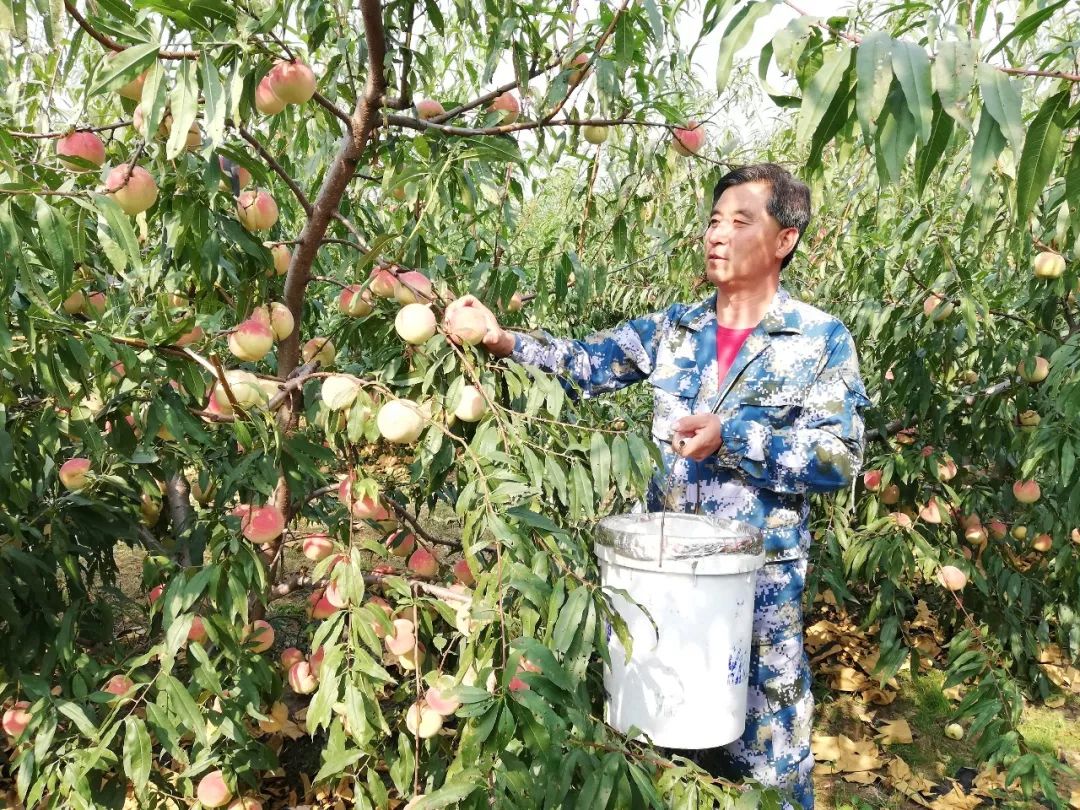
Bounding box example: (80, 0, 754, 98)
(775, 227, 799, 260)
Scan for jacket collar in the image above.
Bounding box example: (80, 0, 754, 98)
(678, 286, 804, 335)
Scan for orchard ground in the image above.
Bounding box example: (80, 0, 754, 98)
(103, 513, 1080, 810)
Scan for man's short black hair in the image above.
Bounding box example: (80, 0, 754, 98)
(711, 163, 811, 270)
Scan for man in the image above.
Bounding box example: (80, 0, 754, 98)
(445, 163, 870, 809)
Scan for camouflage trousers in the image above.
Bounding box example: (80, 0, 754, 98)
(667, 557, 814, 809)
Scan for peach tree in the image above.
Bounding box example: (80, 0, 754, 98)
(1, 0, 1079, 806)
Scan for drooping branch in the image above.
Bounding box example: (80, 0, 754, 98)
(64, 0, 199, 58)
(269, 570, 471, 603)
(7, 121, 132, 139)
(235, 124, 313, 216)
(383, 114, 683, 138)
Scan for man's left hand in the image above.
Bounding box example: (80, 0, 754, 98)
(671, 413, 724, 461)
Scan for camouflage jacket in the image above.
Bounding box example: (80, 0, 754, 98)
(509, 288, 870, 563)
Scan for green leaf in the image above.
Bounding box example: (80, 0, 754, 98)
(166, 59, 199, 159)
(590, 431, 611, 500)
(771, 15, 814, 75)
(34, 200, 74, 287)
(796, 45, 852, 149)
(890, 40, 933, 143)
(1015, 89, 1068, 224)
(914, 96, 955, 197)
(199, 52, 226, 148)
(978, 64, 1025, 154)
(89, 42, 158, 96)
(552, 585, 590, 655)
(92, 194, 142, 273)
(876, 81, 917, 185)
(854, 32, 892, 141)
(55, 701, 97, 738)
(970, 104, 1006, 200)
(408, 771, 483, 808)
(715, 1, 776, 94)
(122, 716, 152, 795)
(984, 0, 1070, 60)
(932, 38, 977, 130)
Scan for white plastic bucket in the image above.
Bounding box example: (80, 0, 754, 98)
(596, 512, 764, 749)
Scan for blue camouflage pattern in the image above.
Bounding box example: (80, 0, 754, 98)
(508, 287, 869, 809)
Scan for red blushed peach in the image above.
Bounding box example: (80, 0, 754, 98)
(366, 597, 393, 638)
(301, 337, 335, 367)
(407, 548, 439, 577)
(394, 271, 433, 305)
(488, 91, 519, 123)
(339, 284, 374, 317)
(338, 479, 390, 521)
(148, 584, 165, 605)
(384, 618, 416, 656)
(56, 131, 106, 169)
(243, 620, 274, 653)
(105, 165, 158, 215)
(228, 318, 274, 362)
(241, 505, 285, 544)
(103, 674, 134, 697)
(59, 457, 91, 491)
(302, 533, 334, 561)
(324, 580, 347, 608)
(217, 156, 251, 189)
(862, 469, 881, 491)
(308, 588, 339, 620)
(236, 189, 279, 232)
(1032, 533, 1053, 553)
(425, 683, 461, 716)
(2, 702, 31, 738)
(288, 660, 318, 694)
(386, 530, 416, 558)
(672, 121, 705, 156)
(196, 770, 232, 808)
(227, 798, 263, 810)
(405, 701, 443, 738)
(369, 266, 400, 298)
(1013, 480, 1041, 504)
(188, 615, 208, 643)
(269, 243, 291, 275)
(444, 307, 488, 345)
(308, 646, 326, 677)
(267, 60, 317, 104)
(937, 565, 967, 591)
(415, 99, 444, 120)
(255, 76, 285, 115)
(452, 559, 475, 586)
(280, 647, 304, 670)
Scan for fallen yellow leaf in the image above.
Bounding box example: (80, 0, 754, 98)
(876, 718, 913, 745)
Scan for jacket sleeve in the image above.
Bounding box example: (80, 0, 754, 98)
(711, 323, 870, 494)
(508, 305, 678, 398)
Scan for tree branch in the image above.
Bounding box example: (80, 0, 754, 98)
(235, 124, 313, 216)
(64, 0, 198, 58)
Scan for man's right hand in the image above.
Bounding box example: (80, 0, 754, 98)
(444, 295, 515, 357)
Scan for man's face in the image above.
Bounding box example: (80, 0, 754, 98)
(704, 181, 796, 287)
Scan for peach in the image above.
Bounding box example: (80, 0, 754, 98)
(241, 505, 285, 544)
(369, 266, 399, 298)
(339, 284, 374, 317)
(937, 565, 967, 591)
(270, 243, 291, 275)
(57, 131, 106, 169)
(507, 291, 523, 312)
(395, 303, 437, 344)
(1012, 525, 1028, 541)
(1032, 533, 1053, 553)
(405, 701, 443, 738)
(415, 99, 445, 120)
(196, 770, 232, 808)
(267, 60, 317, 104)
(889, 512, 913, 529)
(566, 53, 590, 87)
(936, 458, 958, 481)
(377, 399, 425, 443)
(325, 580, 348, 609)
(922, 293, 954, 321)
(1013, 480, 1041, 504)
(236, 189, 278, 232)
(1033, 251, 1065, 279)
(308, 588, 339, 620)
(1018, 409, 1041, 431)
(320, 374, 362, 411)
(452, 558, 475, 586)
(862, 469, 882, 491)
(280, 647, 304, 670)
(243, 620, 274, 653)
(408, 548, 439, 577)
(919, 497, 943, 524)
(1017, 356, 1049, 383)
(217, 156, 251, 189)
(227, 799, 263, 810)
(254, 76, 285, 115)
(425, 684, 461, 716)
(987, 519, 1008, 540)
(386, 530, 416, 557)
(59, 457, 91, 490)
(302, 337, 335, 367)
(104, 674, 134, 696)
(444, 307, 488, 345)
(489, 91, 520, 123)
(148, 584, 165, 605)
(965, 522, 988, 545)
(114, 60, 147, 100)
(385, 618, 416, 656)
(396, 641, 425, 671)
(84, 291, 107, 318)
(214, 370, 267, 409)
(105, 165, 158, 215)
(338, 479, 390, 520)
(288, 660, 318, 694)
(583, 125, 608, 144)
(252, 302, 293, 341)
(228, 318, 274, 362)
(175, 325, 205, 347)
(2, 702, 31, 738)
(454, 385, 487, 422)
(302, 533, 334, 561)
(880, 483, 900, 505)
(188, 615, 208, 643)
(62, 289, 86, 314)
(395, 271, 434, 305)
(309, 646, 326, 677)
(672, 121, 705, 156)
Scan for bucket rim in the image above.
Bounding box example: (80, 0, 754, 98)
(595, 511, 763, 560)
